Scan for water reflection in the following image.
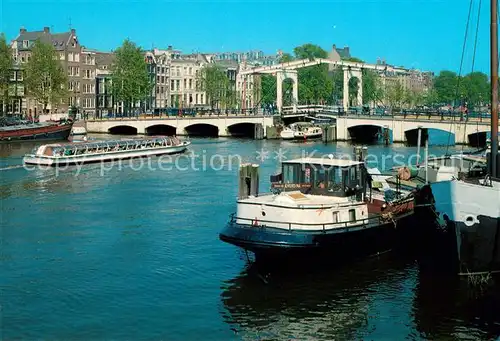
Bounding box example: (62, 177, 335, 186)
(413, 272, 500, 340)
(220, 256, 417, 340)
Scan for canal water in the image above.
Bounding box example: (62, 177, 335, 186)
(2, 137, 500, 340)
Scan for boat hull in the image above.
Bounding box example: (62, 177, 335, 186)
(418, 181, 500, 275)
(23, 143, 190, 167)
(219, 213, 416, 262)
(280, 130, 295, 140)
(0, 123, 73, 143)
(294, 132, 322, 140)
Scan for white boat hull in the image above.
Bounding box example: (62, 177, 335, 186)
(23, 142, 190, 167)
(280, 130, 295, 140)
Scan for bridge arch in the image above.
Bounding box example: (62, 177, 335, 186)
(108, 125, 138, 135)
(145, 124, 176, 136)
(184, 123, 219, 137)
(404, 127, 455, 146)
(227, 122, 258, 138)
(347, 124, 392, 144)
(467, 128, 491, 147)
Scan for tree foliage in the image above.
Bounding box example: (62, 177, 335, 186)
(197, 64, 232, 109)
(293, 44, 332, 104)
(433, 70, 490, 107)
(363, 70, 384, 105)
(111, 39, 152, 111)
(24, 40, 67, 114)
(385, 80, 407, 109)
(0, 33, 13, 114)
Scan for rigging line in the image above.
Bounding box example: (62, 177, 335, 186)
(446, 0, 475, 156)
(463, 0, 483, 153)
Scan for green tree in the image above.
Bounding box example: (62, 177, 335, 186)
(111, 39, 152, 114)
(423, 88, 439, 107)
(293, 44, 332, 104)
(461, 72, 489, 108)
(279, 53, 294, 63)
(24, 40, 67, 115)
(433, 70, 459, 105)
(385, 80, 407, 110)
(362, 70, 384, 106)
(0, 33, 13, 115)
(197, 64, 231, 109)
(260, 75, 276, 105)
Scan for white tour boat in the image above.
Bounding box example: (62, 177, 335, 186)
(23, 136, 190, 167)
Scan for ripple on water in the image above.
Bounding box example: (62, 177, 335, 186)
(2, 138, 500, 340)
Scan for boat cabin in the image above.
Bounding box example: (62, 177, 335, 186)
(271, 157, 368, 199)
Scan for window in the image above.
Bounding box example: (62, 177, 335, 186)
(333, 212, 339, 223)
(68, 53, 74, 62)
(200, 94, 204, 104)
(157, 75, 160, 83)
(171, 80, 175, 91)
(189, 79, 192, 89)
(161, 76, 164, 83)
(195, 94, 198, 104)
(188, 67, 192, 75)
(183, 94, 187, 103)
(59, 52, 65, 60)
(157, 66, 161, 73)
(22, 40, 29, 48)
(183, 79, 186, 89)
(160, 86, 164, 94)
(75, 53, 80, 62)
(349, 209, 356, 222)
(176, 80, 180, 90)
(156, 86, 159, 94)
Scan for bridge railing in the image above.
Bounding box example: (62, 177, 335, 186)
(280, 106, 493, 123)
(86, 108, 279, 121)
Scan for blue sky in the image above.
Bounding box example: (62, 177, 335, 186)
(0, 0, 492, 75)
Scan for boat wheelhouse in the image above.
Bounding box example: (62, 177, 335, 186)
(23, 136, 190, 166)
(220, 155, 418, 262)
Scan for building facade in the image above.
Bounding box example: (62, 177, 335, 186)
(95, 52, 114, 118)
(11, 26, 87, 116)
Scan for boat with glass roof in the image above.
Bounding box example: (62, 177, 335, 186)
(23, 136, 190, 166)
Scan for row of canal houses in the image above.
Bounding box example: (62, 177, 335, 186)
(6, 26, 264, 119)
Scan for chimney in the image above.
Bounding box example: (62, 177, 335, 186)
(20, 27, 26, 34)
(43, 26, 50, 33)
(344, 46, 350, 55)
(332, 44, 337, 50)
(71, 28, 76, 35)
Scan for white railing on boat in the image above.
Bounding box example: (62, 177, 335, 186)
(34, 136, 184, 158)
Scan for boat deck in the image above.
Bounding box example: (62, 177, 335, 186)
(238, 191, 360, 208)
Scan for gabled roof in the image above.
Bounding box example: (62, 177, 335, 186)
(15, 30, 74, 51)
(95, 52, 115, 67)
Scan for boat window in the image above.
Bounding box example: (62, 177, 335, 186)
(349, 209, 356, 222)
(283, 164, 300, 184)
(342, 168, 349, 187)
(350, 167, 357, 182)
(332, 211, 339, 223)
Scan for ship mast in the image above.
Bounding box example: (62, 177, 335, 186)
(491, 0, 499, 177)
